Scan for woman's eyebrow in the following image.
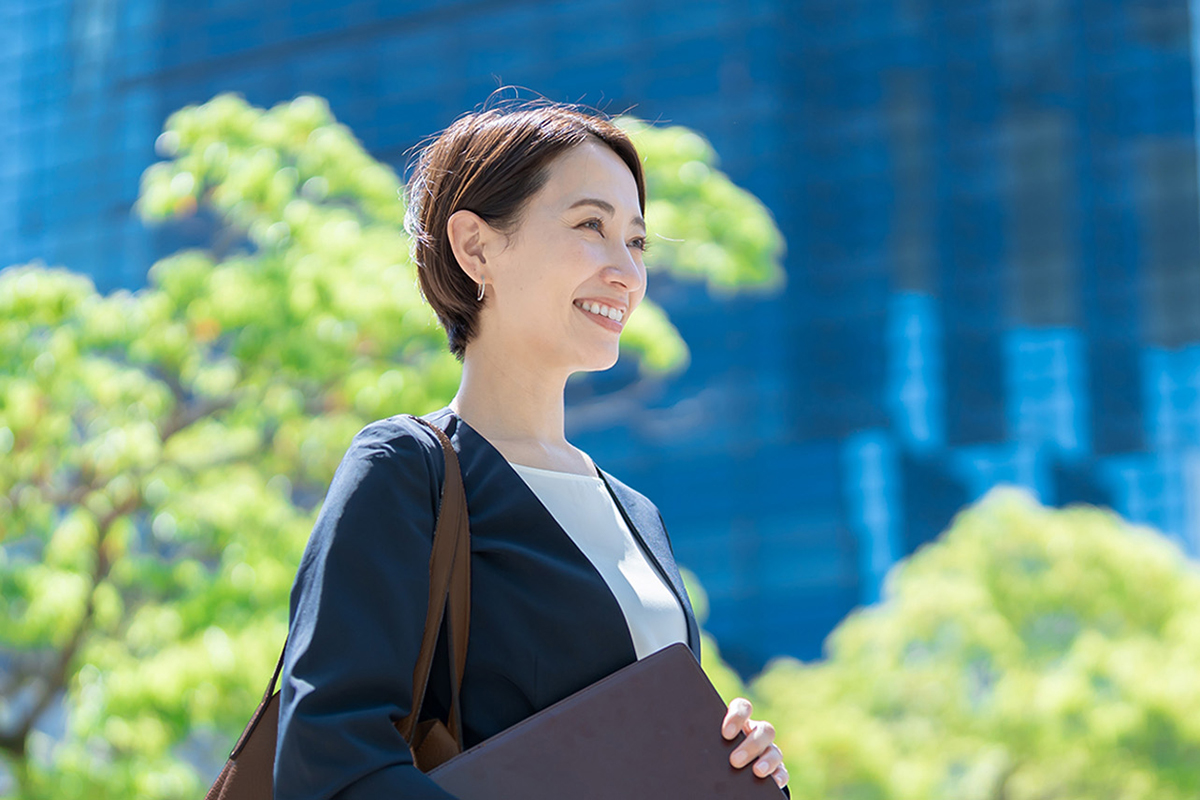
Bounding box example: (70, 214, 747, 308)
(567, 198, 647, 231)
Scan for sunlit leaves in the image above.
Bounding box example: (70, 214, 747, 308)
(616, 297, 689, 375)
(750, 489, 1200, 800)
(0, 266, 95, 329)
(139, 93, 405, 232)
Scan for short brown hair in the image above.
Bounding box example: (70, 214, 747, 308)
(404, 102, 646, 359)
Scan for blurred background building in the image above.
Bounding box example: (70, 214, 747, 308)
(4, 0, 1200, 676)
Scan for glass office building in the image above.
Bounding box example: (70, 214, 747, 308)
(5, 0, 1200, 675)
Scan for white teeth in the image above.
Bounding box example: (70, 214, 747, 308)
(577, 301, 624, 323)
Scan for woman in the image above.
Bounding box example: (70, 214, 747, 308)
(273, 102, 789, 798)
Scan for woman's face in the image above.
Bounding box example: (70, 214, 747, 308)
(477, 139, 648, 374)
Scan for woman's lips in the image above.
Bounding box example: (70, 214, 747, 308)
(574, 300, 625, 332)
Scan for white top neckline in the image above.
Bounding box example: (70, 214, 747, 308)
(507, 460, 689, 660)
(508, 462, 602, 480)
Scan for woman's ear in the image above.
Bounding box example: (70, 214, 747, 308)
(446, 209, 495, 284)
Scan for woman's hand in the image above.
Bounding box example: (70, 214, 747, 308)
(722, 697, 788, 789)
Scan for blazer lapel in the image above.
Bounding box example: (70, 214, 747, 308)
(428, 407, 702, 662)
(597, 470, 701, 659)
(429, 409, 639, 657)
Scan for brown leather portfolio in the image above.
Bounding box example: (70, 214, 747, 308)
(428, 642, 785, 799)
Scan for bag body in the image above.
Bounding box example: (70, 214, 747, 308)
(204, 691, 279, 800)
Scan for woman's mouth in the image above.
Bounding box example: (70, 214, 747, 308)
(574, 300, 625, 332)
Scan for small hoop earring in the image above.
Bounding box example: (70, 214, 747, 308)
(476, 279, 486, 301)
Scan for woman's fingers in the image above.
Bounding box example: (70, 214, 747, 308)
(721, 697, 753, 739)
(771, 760, 789, 788)
(722, 698, 787, 787)
(752, 743, 783, 777)
(729, 718, 776, 767)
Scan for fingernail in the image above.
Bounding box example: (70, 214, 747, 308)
(755, 760, 771, 776)
(731, 751, 747, 768)
(723, 724, 736, 738)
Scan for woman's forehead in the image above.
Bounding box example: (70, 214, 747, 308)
(541, 142, 640, 211)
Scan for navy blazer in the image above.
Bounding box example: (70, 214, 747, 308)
(274, 408, 701, 799)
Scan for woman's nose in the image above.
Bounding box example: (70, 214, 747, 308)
(603, 244, 646, 293)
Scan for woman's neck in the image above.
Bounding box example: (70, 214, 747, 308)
(449, 337, 571, 453)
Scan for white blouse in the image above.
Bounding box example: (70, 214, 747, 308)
(509, 462, 689, 660)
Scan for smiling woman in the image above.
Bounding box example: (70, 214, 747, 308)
(272, 100, 790, 798)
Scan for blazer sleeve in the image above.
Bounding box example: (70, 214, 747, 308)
(274, 418, 459, 800)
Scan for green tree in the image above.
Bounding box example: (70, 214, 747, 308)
(0, 93, 783, 798)
(750, 488, 1200, 800)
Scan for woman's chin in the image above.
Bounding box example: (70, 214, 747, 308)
(573, 347, 621, 374)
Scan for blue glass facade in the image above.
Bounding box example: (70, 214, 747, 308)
(7, 0, 1200, 676)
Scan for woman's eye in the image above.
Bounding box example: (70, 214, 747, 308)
(581, 219, 603, 233)
(629, 237, 650, 253)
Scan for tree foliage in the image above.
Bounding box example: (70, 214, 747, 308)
(0, 93, 783, 798)
(750, 488, 1200, 800)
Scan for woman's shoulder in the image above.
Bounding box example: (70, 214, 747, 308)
(348, 412, 444, 458)
(332, 411, 451, 490)
(307, 413, 450, 544)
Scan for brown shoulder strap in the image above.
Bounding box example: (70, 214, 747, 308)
(245, 416, 471, 759)
(229, 641, 288, 758)
(397, 415, 471, 751)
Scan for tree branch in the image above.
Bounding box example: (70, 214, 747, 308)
(157, 369, 239, 444)
(0, 495, 139, 759)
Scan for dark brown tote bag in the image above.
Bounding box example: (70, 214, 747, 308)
(203, 416, 469, 800)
